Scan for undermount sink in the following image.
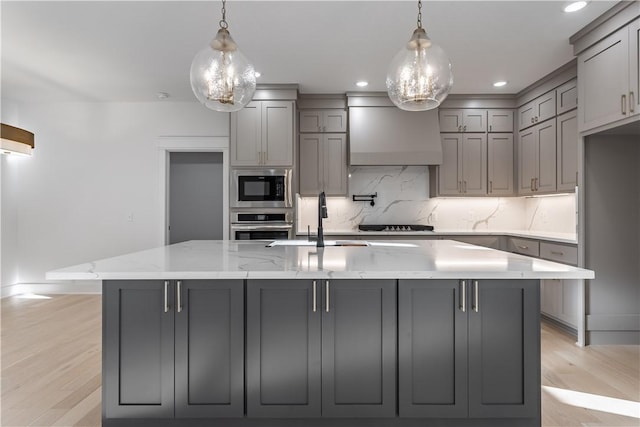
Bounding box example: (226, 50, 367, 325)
(267, 240, 369, 247)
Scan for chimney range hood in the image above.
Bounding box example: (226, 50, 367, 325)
(347, 93, 442, 166)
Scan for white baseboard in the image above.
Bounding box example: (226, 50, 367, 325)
(1, 281, 102, 298)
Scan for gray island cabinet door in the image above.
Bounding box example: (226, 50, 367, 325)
(468, 279, 540, 418)
(398, 280, 468, 418)
(103, 280, 175, 419)
(321, 279, 397, 418)
(174, 280, 244, 418)
(246, 279, 322, 417)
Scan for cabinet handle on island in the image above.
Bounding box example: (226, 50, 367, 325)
(312, 280, 317, 313)
(325, 281, 330, 313)
(177, 281, 182, 313)
(460, 280, 466, 312)
(473, 280, 479, 313)
(164, 281, 170, 313)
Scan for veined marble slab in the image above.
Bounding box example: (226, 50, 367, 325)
(46, 239, 594, 281)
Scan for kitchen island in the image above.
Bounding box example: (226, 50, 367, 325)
(47, 239, 594, 427)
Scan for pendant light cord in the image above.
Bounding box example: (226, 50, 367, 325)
(417, 0, 423, 29)
(219, 0, 228, 29)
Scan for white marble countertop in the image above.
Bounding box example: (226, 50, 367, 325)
(46, 239, 593, 281)
(296, 230, 578, 244)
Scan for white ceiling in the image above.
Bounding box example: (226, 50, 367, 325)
(1, 1, 617, 103)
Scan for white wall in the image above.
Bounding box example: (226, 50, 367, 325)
(1, 101, 228, 293)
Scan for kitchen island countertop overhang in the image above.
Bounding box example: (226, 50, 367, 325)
(46, 239, 594, 281)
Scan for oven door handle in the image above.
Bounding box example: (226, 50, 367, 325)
(230, 224, 293, 231)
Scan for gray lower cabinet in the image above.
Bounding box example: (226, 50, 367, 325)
(246, 279, 397, 418)
(399, 279, 540, 420)
(103, 280, 244, 420)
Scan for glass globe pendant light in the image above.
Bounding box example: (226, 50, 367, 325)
(386, 0, 453, 111)
(190, 0, 256, 112)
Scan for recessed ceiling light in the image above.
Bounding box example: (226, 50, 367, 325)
(356, 81, 369, 87)
(254, 71, 261, 78)
(564, 1, 588, 13)
(493, 81, 507, 87)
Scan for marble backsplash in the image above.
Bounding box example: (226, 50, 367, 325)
(296, 166, 576, 234)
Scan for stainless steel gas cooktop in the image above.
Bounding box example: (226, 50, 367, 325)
(358, 224, 434, 232)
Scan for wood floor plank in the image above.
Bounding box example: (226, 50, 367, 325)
(1, 294, 638, 427)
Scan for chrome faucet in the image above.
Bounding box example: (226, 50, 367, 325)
(317, 191, 328, 248)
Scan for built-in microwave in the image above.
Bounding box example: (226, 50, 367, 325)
(231, 169, 293, 208)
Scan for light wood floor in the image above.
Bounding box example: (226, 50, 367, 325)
(1, 294, 639, 427)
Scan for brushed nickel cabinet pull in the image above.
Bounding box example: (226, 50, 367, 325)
(550, 251, 564, 256)
(535, 177, 539, 191)
(489, 124, 492, 132)
(473, 280, 479, 313)
(622, 94, 627, 115)
(518, 245, 529, 250)
(164, 281, 170, 313)
(325, 281, 330, 313)
(463, 125, 467, 131)
(460, 280, 466, 312)
(630, 92, 635, 113)
(458, 181, 462, 193)
(177, 280, 182, 313)
(458, 125, 462, 132)
(530, 178, 534, 191)
(489, 180, 493, 193)
(312, 280, 317, 313)
(531, 117, 534, 124)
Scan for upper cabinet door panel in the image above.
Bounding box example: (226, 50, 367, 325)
(556, 110, 578, 191)
(262, 101, 294, 166)
(556, 79, 578, 115)
(518, 101, 536, 131)
(230, 102, 261, 166)
(518, 128, 537, 195)
(578, 25, 630, 132)
(536, 120, 557, 193)
(323, 134, 348, 196)
(487, 134, 514, 195)
(461, 134, 487, 195)
(439, 110, 463, 132)
(536, 91, 557, 123)
(488, 110, 514, 132)
(462, 109, 487, 132)
(438, 134, 463, 195)
(299, 134, 323, 195)
(299, 111, 323, 133)
(323, 110, 347, 132)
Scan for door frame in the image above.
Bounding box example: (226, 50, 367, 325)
(158, 136, 229, 244)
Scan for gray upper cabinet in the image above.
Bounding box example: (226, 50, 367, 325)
(104, 280, 244, 420)
(439, 109, 487, 132)
(299, 133, 348, 196)
(487, 133, 514, 195)
(400, 279, 540, 420)
(299, 110, 347, 133)
(518, 91, 556, 131)
(556, 79, 578, 115)
(468, 280, 540, 418)
(399, 280, 468, 418)
(438, 134, 487, 196)
(487, 110, 514, 132)
(246, 279, 396, 418)
(518, 119, 557, 195)
(231, 100, 294, 166)
(556, 109, 578, 191)
(577, 18, 640, 133)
